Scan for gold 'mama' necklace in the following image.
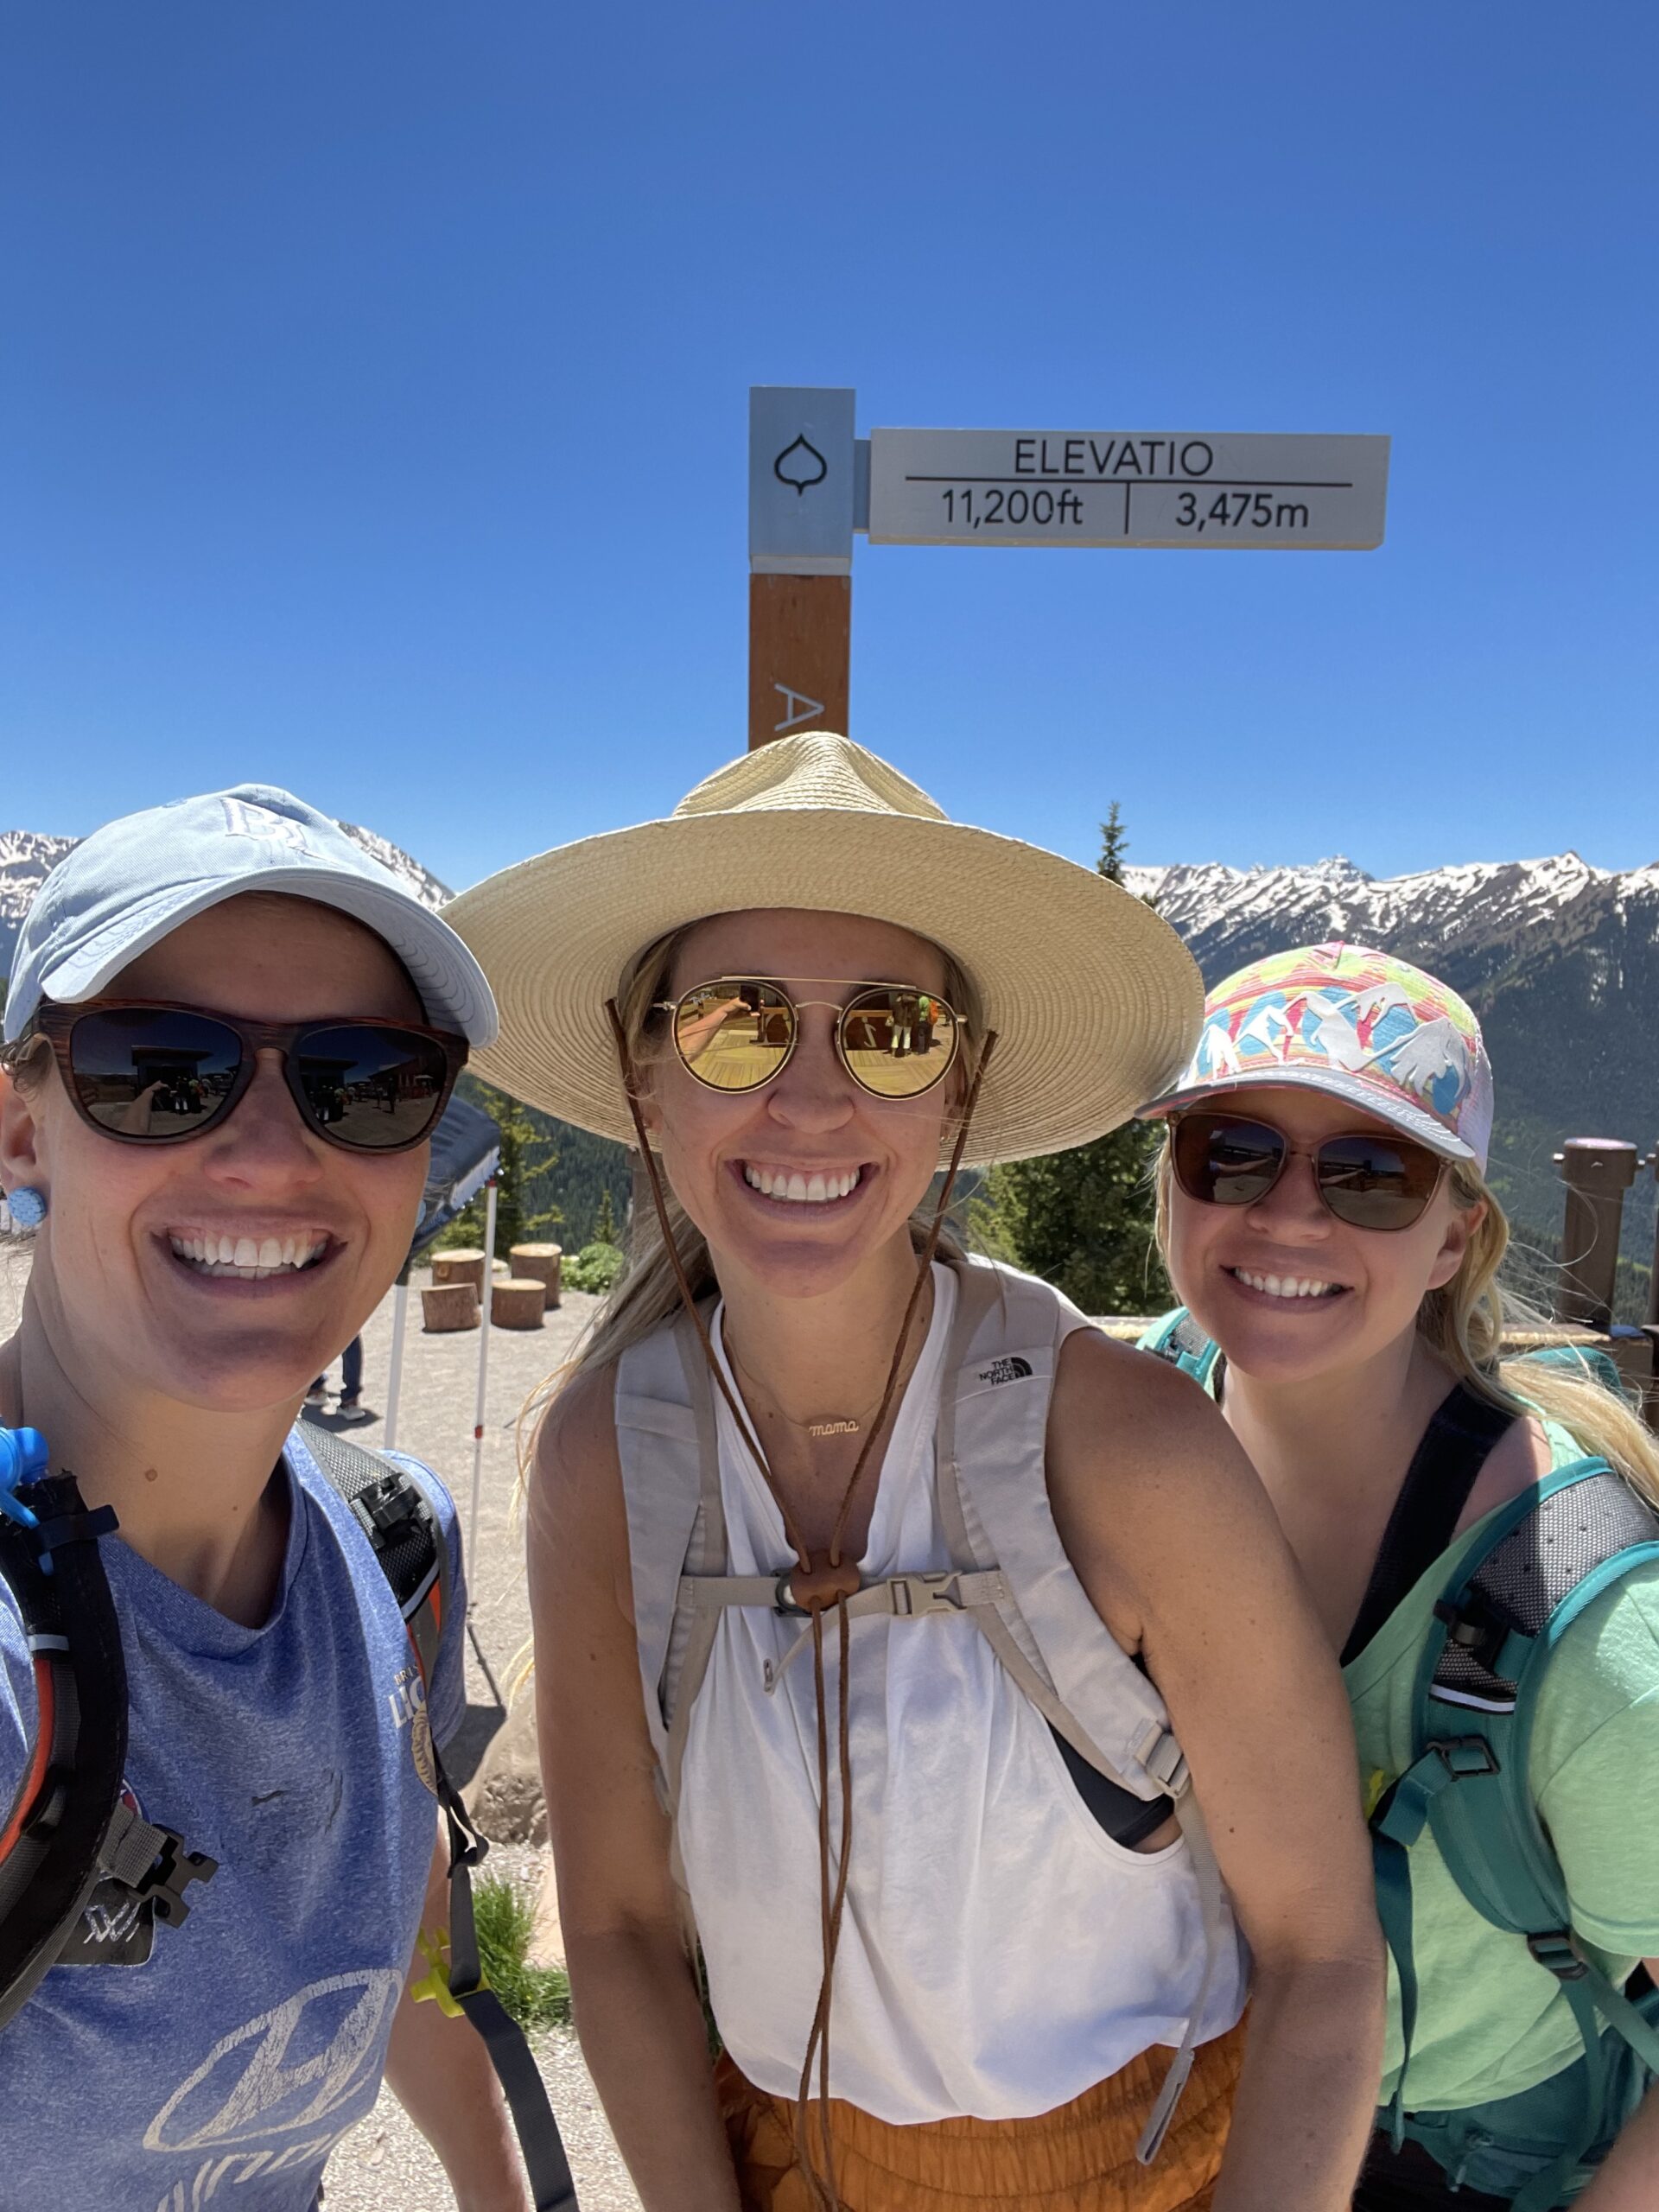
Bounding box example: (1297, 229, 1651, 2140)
(725, 1339, 892, 1442)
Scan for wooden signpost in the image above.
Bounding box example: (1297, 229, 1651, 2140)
(748, 385, 1390, 748)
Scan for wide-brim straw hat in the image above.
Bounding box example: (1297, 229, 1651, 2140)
(442, 733, 1203, 1166)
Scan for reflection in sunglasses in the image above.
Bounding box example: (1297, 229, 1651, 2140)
(665, 978, 961, 1102)
(47, 1002, 460, 1154)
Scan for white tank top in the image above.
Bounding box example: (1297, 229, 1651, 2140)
(676, 1266, 1247, 2125)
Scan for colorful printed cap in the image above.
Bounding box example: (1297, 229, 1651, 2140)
(1140, 943, 1493, 1169)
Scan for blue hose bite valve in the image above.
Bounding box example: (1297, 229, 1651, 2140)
(0, 1427, 51, 1531)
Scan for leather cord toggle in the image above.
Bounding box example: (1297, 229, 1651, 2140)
(782, 1558, 862, 1614)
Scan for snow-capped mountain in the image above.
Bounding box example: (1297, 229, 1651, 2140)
(1122, 852, 1659, 982)
(1122, 852, 1659, 1241)
(0, 823, 451, 982)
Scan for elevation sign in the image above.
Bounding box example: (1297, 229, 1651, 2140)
(867, 429, 1389, 550)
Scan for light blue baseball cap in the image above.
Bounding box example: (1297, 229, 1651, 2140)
(4, 785, 498, 1048)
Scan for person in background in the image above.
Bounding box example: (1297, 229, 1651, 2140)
(308, 1330, 369, 1421)
(1141, 943, 1659, 2212)
(0, 786, 530, 2212)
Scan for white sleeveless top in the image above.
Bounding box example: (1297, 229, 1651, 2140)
(675, 1266, 1247, 2125)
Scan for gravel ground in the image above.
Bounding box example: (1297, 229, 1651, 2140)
(323, 2030, 639, 2212)
(1, 1239, 642, 2212)
(320, 1850, 639, 2212)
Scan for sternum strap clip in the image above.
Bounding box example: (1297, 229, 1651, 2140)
(99, 1801, 217, 1928)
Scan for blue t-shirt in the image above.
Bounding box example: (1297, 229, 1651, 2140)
(0, 1431, 466, 2212)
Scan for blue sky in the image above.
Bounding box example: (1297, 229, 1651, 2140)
(3, 3, 1656, 890)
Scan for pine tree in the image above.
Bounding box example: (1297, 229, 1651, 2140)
(437, 1077, 562, 1256)
(978, 805, 1173, 1317)
(593, 1186, 619, 1247)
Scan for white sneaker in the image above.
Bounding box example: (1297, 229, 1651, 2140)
(303, 1384, 328, 1407)
(337, 1398, 372, 1426)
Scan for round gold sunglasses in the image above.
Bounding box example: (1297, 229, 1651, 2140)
(655, 977, 962, 1100)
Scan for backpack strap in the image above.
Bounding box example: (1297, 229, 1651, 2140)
(1340, 1385, 1515, 1667)
(1521, 1343, 1625, 1396)
(0, 1439, 216, 2030)
(302, 1425, 450, 1686)
(940, 1261, 1230, 2164)
(614, 1306, 723, 1825)
(302, 1424, 579, 2212)
(1371, 1461, 1659, 2212)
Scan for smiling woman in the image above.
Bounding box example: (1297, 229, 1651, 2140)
(445, 731, 1387, 2212)
(0, 787, 553, 2212)
(1141, 944, 1659, 2212)
(5, 894, 441, 1419)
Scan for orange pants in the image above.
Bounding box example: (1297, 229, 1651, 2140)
(716, 2018, 1248, 2212)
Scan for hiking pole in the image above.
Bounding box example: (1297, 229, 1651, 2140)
(468, 1179, 499, 1567)
(383, 1260, 412, 1451)
(467, 1617, 505, 1709)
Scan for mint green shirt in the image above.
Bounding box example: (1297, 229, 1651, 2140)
(1137, 1319, 1659, 2112)
(1345, 1431, 1659, 2110)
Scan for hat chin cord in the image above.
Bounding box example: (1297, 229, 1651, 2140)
(605, 1000, 995, 2209)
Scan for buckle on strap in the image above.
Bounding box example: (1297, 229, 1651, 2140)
(887, 1572, 969, 1618)
(1131, 1722, 1190, 1796)
(104, 1815, 218, 1929)
(1527, 1930, 1588, 1982)
(763, 1571, 991, 1693)
(772, 1569, 809, 1618)
(1431, 1737, 1500, 1779)
(352, 1472, 428, 1547)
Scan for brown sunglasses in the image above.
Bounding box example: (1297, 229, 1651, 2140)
(1170, 1109, 1446, 1230)
(33, 999, 467, 1154)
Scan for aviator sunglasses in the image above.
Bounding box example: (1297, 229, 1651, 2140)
(1171, 1108, 1446, 1231)
(33, 1000, 467, 1154)
(657, 977, 963, 1101)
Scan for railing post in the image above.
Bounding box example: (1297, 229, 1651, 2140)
(1552, 1139, 1639, 1332)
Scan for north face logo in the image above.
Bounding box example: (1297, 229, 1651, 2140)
(976, 1357, 1033, 1387)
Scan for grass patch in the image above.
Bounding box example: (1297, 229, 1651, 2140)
(473, 1874, 572, 2034)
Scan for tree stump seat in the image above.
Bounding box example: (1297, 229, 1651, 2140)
(491, 1278, 546, 1330)
(422, 1283, 480, 1333)
(431, 1249, 487, 1294)
(510, 1243, 563, 1306)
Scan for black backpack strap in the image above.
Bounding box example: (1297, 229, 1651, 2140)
(302, 1424, 449, 1683)
(0, 1465, 217, 2024)
(301, 1424, 578, 2212)
(1340, 1385, 1515, 1667)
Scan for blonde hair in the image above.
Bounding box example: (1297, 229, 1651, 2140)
(525, 922, 984, 1433)
(1153, 1139, 1659, 1511)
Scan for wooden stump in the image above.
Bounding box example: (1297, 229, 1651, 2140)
(431, 1249, 486, 1295)
(510, 1243, 563, 1307)
(491, 1277, 546, 1330)
(422, 1283, 480, 1332)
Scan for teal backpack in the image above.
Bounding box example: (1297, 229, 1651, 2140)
(1141, 1310, 1659, 2209)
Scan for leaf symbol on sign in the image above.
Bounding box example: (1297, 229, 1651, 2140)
(773, 435, 829, 496)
